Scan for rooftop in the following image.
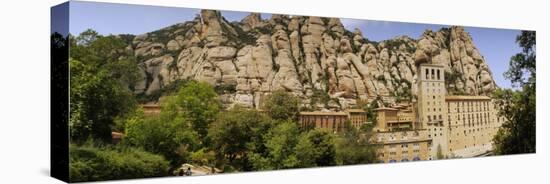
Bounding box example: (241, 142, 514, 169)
(418, 63, 445, 68)
(374, 107, 399, 111)
(299, 111, 348, 116)
(445, 95, 491, 101)
(346, 109, 366, 113)
(141, 104, 161, 108)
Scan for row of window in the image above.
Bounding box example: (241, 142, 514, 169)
(387, 150, 420, 156)
(383, 157, 422, 163)
(448, 101, 491, 113)
(428, 133, 443, 138)
(424, 68, 442, 80)
(449, 112, 492, 126)
(388, 143, 420, 148)
(422, 82, 444, 96)
(427, 115, 443, 122)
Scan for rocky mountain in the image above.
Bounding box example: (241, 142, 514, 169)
(127, 10, 497, 110)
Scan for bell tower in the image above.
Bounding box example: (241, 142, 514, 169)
(416, 63, 449, 159)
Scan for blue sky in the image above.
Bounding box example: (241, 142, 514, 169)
(58, 1, 522, 89)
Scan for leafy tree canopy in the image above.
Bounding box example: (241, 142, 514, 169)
(263, 90, 300, 121)
(249, 121, 301, 170)
(294, 129, 336, 167)
(493, 31, 536, 155)
(174, 81, 221, 140)
(207, 107, 273, 171)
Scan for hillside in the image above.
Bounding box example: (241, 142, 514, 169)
(126, 10, 497, 110)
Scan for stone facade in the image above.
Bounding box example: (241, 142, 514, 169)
(445, 96, 505, 157)
(374, 130, 431, 163)
(416, 63, 450, 159)
(373, 104, 432, 163)
(298, 109, 367, 132)
(374, 63, 505, 163)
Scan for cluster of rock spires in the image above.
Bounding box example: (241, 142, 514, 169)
(127, 10, 497, 110)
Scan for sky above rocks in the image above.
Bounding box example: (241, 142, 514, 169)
(58, 1, 523, 89)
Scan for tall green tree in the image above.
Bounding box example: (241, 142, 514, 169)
(69, 58, 136, 143)
(70, 29, 141, 89)
(249, 121, 301, 170)
(294, 129, 336, 167)
(334, 121, 377, 165)
(70, 29, 129, 66)
(263, 90, 300, 121)
(174, 81, 221, 140)
(122, 81, 220, 168)
(493, 31, 536, 155)
(207, 107, 273, 171)
(69, 30, 141, 143)
(504, 31, 536, 86)
(123, 105, 200, 167)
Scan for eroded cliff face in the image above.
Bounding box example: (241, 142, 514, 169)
(128, 10, 497, 110)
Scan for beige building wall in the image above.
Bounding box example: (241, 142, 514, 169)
(446, 97, 505, 157)
(374, 130, 431, 163)
(373, 106, 431, 163)
(298, 109, 367, 132)
(417, 64, 449, 159)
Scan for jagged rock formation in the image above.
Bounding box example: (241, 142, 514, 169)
(128, 10, 497, 110)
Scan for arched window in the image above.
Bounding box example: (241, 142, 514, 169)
(425, 69, 429, 79)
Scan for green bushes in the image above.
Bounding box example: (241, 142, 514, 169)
(69, 143, 169, 182)
(123, 110, 200, 167)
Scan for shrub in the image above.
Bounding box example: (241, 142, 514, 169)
(69, 143, 170, 182)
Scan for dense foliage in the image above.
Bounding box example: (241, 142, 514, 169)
(67, 29, 380, 181)
(69, 29, 140, 143)
(69, 143, 169, 182)
(123, 107, 199, 167)
(249, 121, 301, 170)
(294, 129, 336, 167)
(335, 122, 377, 165)
(173, 81, 221, 140)
(492, 31, 536, 155)
(262, 90, 300, 121)
(208, 107, 273, 171)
